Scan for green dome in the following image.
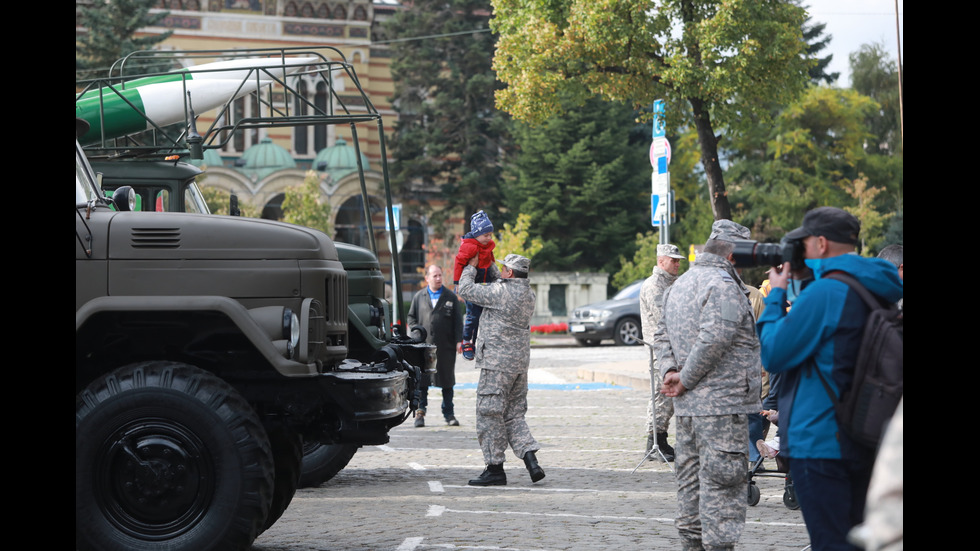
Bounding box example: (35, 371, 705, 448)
(314, 137, 370, 182)
(238, 137, 296, 180)
(188, 148, 224, 168)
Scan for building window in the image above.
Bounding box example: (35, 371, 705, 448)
(335, 195, 383, 250)
(400, 219, 426, 276)
(548, 284, 568, 317)
(317, 3, 330, 18)
(294, 79, 308, 154)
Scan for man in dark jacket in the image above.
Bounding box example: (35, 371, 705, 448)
(408, 265, 464, 427)
(757, 207, 903, 551)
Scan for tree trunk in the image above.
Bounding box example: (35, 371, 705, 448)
(688, 97, 731, 221)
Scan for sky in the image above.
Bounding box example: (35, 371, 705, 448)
(802, 0, 904, 87)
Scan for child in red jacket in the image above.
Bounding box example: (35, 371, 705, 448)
(453, 210, 496, 359)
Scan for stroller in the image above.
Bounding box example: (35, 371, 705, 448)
(747, 438, 800, 510)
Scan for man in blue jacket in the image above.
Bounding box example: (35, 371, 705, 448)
(757, 207, 902, 551)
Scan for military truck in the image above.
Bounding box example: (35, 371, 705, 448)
(76, 48, 432, 551)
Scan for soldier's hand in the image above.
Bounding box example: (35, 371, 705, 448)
(661, 371, 686, 397)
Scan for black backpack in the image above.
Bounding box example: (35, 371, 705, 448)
(815, 271, 903, 450)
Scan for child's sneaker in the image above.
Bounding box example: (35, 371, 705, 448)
(462, 341, 475, 360)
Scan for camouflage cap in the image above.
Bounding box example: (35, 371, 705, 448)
(656, 244, 685, 259)
(499, 253, 530, 273)
(708, 219, 751, 242)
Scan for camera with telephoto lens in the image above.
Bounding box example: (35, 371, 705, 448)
(730, 237, 805, 268)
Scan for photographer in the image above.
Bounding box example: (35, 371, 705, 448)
(756, 207, 903, 551)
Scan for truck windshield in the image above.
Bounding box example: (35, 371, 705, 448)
(185, 181, 210, 214)
(76, 141, 101, 205)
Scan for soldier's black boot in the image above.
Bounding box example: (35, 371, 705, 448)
(523, 451, 545, 483)
(468, 464, 506, 486)
(656, 432, 675, 462)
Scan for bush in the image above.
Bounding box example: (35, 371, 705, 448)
(530, 322, 568, 335)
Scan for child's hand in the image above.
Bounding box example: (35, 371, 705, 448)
(467, 255, 478, 267)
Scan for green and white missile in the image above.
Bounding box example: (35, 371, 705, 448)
(76, 57, 318, 145)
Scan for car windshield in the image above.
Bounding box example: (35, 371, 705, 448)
(612, 281, 643, 300)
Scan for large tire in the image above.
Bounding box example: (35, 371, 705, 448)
(76, 362, 274, 551)
(613, 317, 642, 346)
(298, 442, 359, 488)
(261, 426, 303, 534)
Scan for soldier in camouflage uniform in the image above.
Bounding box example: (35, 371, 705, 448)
(654, 220, 763, 551)
(640, 243, 685, 461)
(456, 253, 544, 486)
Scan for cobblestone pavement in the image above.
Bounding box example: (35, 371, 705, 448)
(253, 343, 811, 551)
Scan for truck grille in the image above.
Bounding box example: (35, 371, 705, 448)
(324, 272, 348, 347)
(130, 227, 180, 248)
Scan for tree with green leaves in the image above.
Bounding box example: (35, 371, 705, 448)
(727, 86, 877, 235)
(281, 171, 333, 236)
(384, 0, 510, 234)
(494, 212, 544, 261)
(850, 42, 903, 156)
(490, 0, 812, 221)
(725, 85, 901, 260)
(504, 96, 650, 273)
(76, 0, 173, 79)
(800, 12, 839, 85)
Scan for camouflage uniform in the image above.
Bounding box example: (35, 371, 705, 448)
(861, 398, 903, 551)
(640, 264, 678, 434)
(653, 227, 762, 551)
(456, 261, 540, 465)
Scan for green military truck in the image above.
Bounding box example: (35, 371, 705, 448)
(76, 48, 433, 551)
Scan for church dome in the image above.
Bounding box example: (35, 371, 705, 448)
(188, 148, 224, 169)
(237, 137, 296, 180)
(314, 137, 370, 182)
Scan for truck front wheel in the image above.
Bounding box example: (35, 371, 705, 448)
(298, 443, 359, 488)
(75, 362, 274, 551)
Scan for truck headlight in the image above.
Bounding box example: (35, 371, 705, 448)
(284, 308, 301, 349)
(249, 305, 302, 359)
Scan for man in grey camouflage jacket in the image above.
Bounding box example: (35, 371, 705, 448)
(640, 243, 685, 461)
(654, 220, 763, 551)
(456, 253, 545, 486)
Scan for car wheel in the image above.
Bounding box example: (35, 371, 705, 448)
(575, 338, 601, 347)
(613, 317, 641, 346)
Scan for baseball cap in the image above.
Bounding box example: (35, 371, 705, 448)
(785, 207, 860, 245)
(656, 244, 685, 259)
(499, 253, 530, 273)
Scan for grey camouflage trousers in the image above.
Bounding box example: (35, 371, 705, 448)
(645, 349, 674, 433)
(475, 368, 540, 465)
(674, 414, 749, 551)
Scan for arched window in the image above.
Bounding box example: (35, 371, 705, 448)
(400, 219, 426, 276)
(334, 196, 384, 250)
(284, 1, 298, 16)
(353, 5, 367, 21)
(314, 81, 328, 151)
(333, 4, 346, 20)
(262, 193, 285, 221)
(294, 79, 309, 155)
(316, 4, 330, 19)
(301, 2, 314, 17)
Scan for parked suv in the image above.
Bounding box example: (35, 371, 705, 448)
(568, 280, 644, 346)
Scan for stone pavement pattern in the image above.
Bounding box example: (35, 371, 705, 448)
(253, 340, 810, 551)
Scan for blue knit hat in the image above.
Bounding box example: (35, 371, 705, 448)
(469, 210, 494, 237)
